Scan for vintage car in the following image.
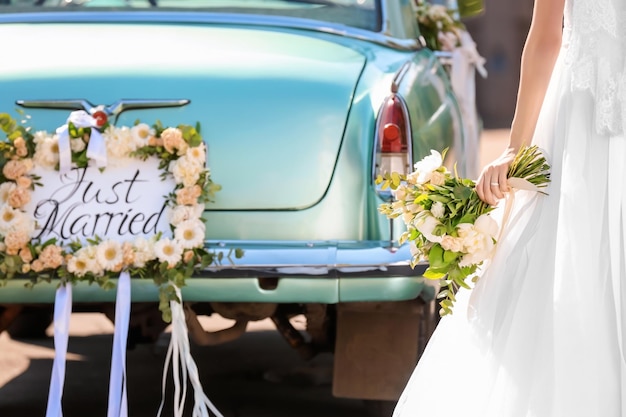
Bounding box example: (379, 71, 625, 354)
(0, 0, 476, 411)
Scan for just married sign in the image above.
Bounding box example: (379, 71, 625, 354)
(26, 158, 173, 243)
(0, 111, 227, 417)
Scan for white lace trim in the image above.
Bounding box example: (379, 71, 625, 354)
(564, 0, 626, 136)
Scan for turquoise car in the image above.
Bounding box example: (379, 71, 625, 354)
(0, 0, 473, 409)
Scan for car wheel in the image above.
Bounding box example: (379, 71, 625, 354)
(6, 307, 53, 339)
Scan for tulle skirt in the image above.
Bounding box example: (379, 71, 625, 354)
(393, 47, 626, 416)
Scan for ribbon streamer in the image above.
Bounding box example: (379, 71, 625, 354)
(56, 110, 108, 175)
(157, 285, 224, 417)
(107, 272, 131, 417)
(45, 284, 73, 417)
(497, 177, 546, 243)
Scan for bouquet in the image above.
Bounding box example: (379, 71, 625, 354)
(415, 1, 465, 51)
(377, 146, 550, 315)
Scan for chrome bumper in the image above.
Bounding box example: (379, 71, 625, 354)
(0, 241, 435, 304)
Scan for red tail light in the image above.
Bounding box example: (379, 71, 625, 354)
(379, 96, 408, 153)
(373, 93, 412, 192)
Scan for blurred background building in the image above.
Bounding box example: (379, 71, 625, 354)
(463, 0, 533, 128)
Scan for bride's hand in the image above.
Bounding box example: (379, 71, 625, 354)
(476, 148, 517, 205)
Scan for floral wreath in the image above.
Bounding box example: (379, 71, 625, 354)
(0, 110, 239, 321)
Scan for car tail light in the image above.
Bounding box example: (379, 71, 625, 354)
(373, 93, 412, 199)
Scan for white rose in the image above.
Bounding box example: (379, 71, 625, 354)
(414, 213, 443, 243)
(133, 237, 155, 268)
(169, 156, 203, 187)
(474, 213, 499, 239)
(456, 214, 498, 266)
(167, 203, 205, 226)
(70, 138, 86, 153)
(429, 170, 447, 186)
(440, 235, 464, 253)
(430, 201, 445, 219)
(413, 150, 443, 184)
(105, 126, 136, 159)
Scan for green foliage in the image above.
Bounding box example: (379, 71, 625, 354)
(378, 146, 551, 315)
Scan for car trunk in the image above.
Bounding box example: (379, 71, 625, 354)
(0, 22, 366, 210)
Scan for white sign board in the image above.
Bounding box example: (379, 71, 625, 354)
(24, 157, 175, 244)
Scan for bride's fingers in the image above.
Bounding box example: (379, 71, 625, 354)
(479, 176, 497, 206)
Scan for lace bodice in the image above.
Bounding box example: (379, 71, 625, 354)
(563, 0, 626, 136)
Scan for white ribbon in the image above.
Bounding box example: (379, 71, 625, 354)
(497, 177, 547, 243)
(56, 110, 108, 175)
(45, 284, 73, 417)
(157, 285, 224, 417)
(107, 271, 131, 417)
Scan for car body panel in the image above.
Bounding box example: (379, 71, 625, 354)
(0, 5, 466, 302)
(0, 23, 366, 210)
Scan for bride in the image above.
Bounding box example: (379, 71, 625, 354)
(393, 0, 626, 415)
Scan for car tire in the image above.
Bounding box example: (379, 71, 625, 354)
(6, 307, 53, 339)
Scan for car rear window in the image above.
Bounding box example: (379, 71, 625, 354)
(0, 0, 382, 32)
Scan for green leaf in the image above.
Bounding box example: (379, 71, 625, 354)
(423, 268, 447, 280)
(391, 172, 401, 188)
(443, 249, 458, 263)
(427, 244, 446, 268)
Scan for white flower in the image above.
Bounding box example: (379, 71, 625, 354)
(411, 150, 443, 184)
(456, 214, 498, 267)
(131, 123, 154, 148)
(185, 143, 206, 165)
(96, 240, 124, 270)
(0, 204, 34, 236)
(169, 155, 203, 187)
(174, 219, 206, 249)
(33, 132, 60, 170)
(104, 126, 136, 159)
(70, 138, 86, 153)
(429, 170, 447, 186)
(414, 213, 443, 243)
(430, 201, 445, 219)
(67, 251, 97, 277)
(154, 238, 183, 267)
(167, 203, 205, 226)
(440, 235, 464, 253)
(69, 246, 102, 276)
(474, 213, 499, 238)
(0, 182, 16, 204)
(132, 237, 155, 268)
(409, 240, 423, 259)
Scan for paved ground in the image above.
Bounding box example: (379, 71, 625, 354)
(0, 314, 365, 417)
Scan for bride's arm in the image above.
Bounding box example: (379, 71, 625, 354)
(476, 0, 565, 206)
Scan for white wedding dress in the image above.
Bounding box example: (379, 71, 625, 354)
(393, 0, 626, 415)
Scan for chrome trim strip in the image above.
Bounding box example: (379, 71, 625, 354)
(200, 240, 425, 278)
(0, 11, 422, 51)
(16, 99, 190, 116)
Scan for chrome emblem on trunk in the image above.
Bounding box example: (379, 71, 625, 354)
(16, 99, 190, 117)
